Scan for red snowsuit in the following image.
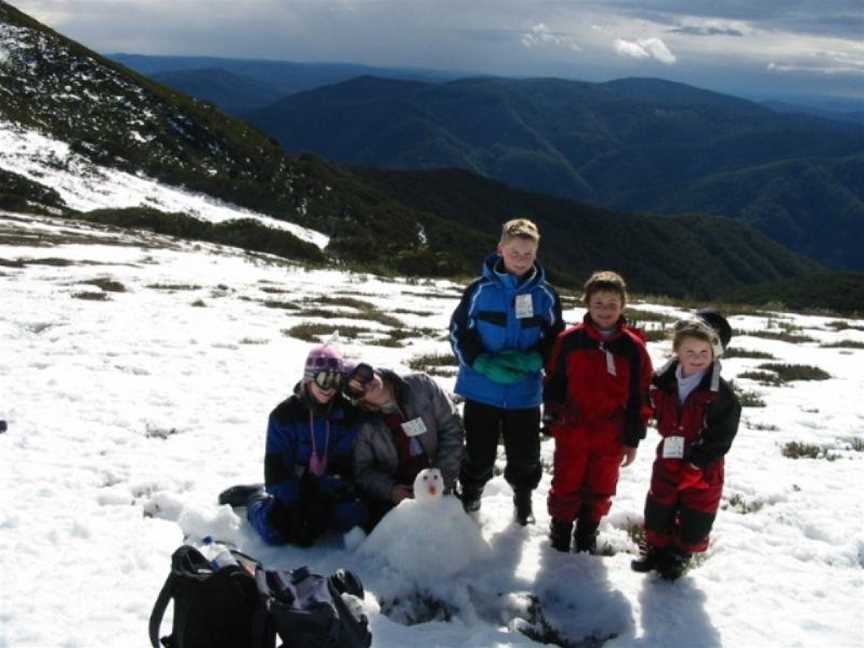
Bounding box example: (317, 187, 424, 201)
(644, 360, 741, 553)
(544, 316, 653, 524)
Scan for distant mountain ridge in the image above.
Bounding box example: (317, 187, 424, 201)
(150, 68, 285, 113)
(0, 1, 829, 299)
(245, 75, 864, 269)
(110, 53, 463, 114)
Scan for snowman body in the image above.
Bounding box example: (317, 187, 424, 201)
(358, 469, 491, 581)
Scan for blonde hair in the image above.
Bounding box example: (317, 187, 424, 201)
(500, 218, 540, 245)
(582, 270, 628, 307)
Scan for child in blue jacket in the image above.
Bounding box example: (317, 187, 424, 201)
(450, 218, 563, 524)
(219, 344, 369, 545)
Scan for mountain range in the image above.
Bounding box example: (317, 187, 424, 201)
(243, 75, 864, 270)
(0, 0, 847, 302)
(110, 53, 463, 114)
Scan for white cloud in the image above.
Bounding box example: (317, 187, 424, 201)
(613, 37, 677, 64)
(521, 23, 581, 51)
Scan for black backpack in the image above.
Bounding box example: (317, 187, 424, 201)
(149, 546, 371, 648)
(149, 545, 267, 648)
(258, 566, 372, 648)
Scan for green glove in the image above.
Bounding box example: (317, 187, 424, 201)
(497, 350, 543, 373)
(474, 353, 528, 384)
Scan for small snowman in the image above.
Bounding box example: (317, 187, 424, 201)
(357, 468, 491, 582)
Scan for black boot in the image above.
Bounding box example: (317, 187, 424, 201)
(459, 485, 482, 514)
(658, 547, 692, 580)
(631, 544, 666, 573)
(513, 490, 535, 525)
(549, 518, 573, 552)
(574, 517, 599, 554)
(218, 483, 266, 508)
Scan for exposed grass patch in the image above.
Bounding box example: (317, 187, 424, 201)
(723, 347, 776, 360)
(295, 308, 344, 319)
(625, 308, 677, 324)
(826, 320, 864, 332)
(315, 296, 377, 310)
(843, 437, 864, 452)
(782, 441, 838, 461)
(72, 291, 109, 301)
(401, 291, 461, 301)
(624, 520, 646, 548)
(408, 353, 458, 375)
(737, 370, 784, 387)
(282, 323, 370, 342)
(723, 493, 765, 515)
(300, 296, 405, 328)
(746, 421, 779, 431)
(22, 257, 77, 267)
(147, 283, 201, 291)
(144, 425, 178, 440)
(642, 329, 669, 343)
(260, 286, 291, 294)
(731, 382, 766, 407)
(379, 591, 457, 626)
(239, 338, 269, 345)
(757, 363, 830, 381)
(393, 308, 437, 317)
(734, 329, 817, 344)
(78, 277, 126, 292)
(820, 340, 864, 349)
(191, 299, 207, 307)
(0, 258, 26, 268)
(262, 299, 300, 310)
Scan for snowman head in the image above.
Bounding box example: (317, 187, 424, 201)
(413, 468, 443, 502)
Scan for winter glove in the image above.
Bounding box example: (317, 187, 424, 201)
(677, 464, 709, 491)
(473, 353, 528, 384)
(497, 350, 544, 373)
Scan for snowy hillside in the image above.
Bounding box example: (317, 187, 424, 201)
(0, 118, 329, 248)
(1, 210, 863, 648)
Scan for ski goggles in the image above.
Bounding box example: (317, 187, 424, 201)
(309, 370, 343, 390)
(342, 362, 375, 400)
(304, 355, 344, 390)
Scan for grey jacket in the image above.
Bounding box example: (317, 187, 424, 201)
(353, 371, 464, 502)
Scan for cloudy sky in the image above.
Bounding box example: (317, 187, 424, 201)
(14, 0, 864, 99)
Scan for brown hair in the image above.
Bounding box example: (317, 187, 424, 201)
(672, 319, 722, 357)
(500, 218, 540, 245)
(582, 270, 627, 306)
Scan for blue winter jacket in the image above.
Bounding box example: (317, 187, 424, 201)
(264, 386, 361, 507)
(450, 254, 563, 409)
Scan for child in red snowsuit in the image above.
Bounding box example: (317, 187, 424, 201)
(544, 271, 653, 553)
(631, 310, 741, 580)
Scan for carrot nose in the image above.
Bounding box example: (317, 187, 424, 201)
(429, 485, 437, 496)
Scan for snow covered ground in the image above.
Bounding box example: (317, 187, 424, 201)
(1, 210, 862, 648)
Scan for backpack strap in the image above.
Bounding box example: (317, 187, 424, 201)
(148, 573, 175, 648)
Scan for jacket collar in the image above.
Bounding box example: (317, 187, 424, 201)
(482, 254, 544, 291)
(654, 359, 722, 393)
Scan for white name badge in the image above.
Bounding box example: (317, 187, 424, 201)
(663, 436, 685, 459)
(401, 417, 428, 438)
(515, 294, 534, 319)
